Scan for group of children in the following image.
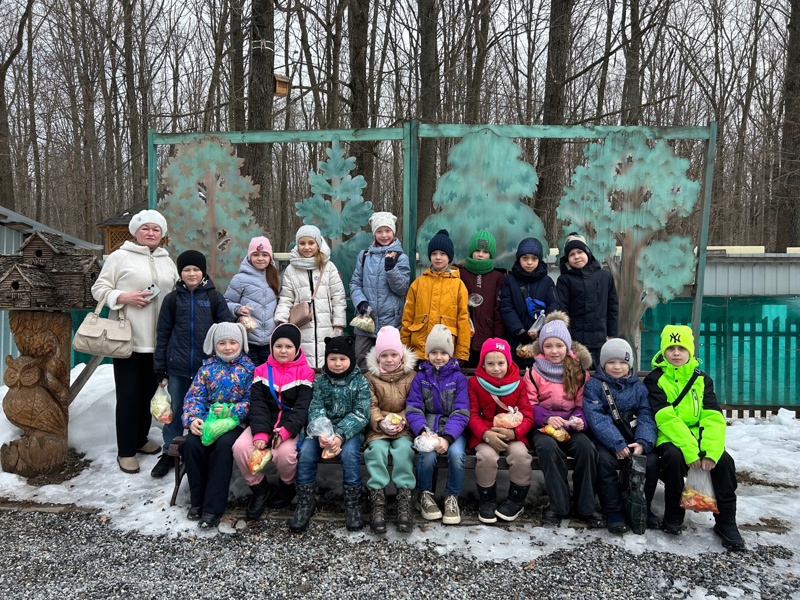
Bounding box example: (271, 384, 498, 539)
(149, 211, 744, 552)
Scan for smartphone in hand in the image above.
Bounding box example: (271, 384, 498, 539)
(143, 283, 161, 299)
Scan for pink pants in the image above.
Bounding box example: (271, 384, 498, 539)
(232, 426, 299, 486)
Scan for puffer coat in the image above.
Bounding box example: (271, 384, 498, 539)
(349, 239, 410, 338)
(224, 257, 280, 347)
(363, 346, 418, 445)
(274, 255, 347, 368)
(307, 369, 372, 443)
(405, 359, 469, 444)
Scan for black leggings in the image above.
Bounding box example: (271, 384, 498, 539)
(112, 352, 157, 457)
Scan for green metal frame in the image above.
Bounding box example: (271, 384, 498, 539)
(148, 121, 716, 341)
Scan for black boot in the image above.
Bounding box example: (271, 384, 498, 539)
(246, 478, 270, 520)
(713, 522, 745, 551)
(396, 488, 414, 533)
(289, 483, 316, 533)
(343, 485, 364, 532)
(477, 484, 497, 524)
(496, 483, 530, 522)
(267, 480, 296, 509)
(369, 488, 387, 534)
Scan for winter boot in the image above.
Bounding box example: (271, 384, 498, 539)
(369, 488, 387, 534)
(496, 483, 530, 522)
(396, 488, 414, 533)
(541, 508, 562, 527)
(267, 480, 296, 509)
(713, 522, 745, 552)
(477, 484, 498, 524)
(606, 511, 628, 534)
(343, 485, 364, 532)
(289, 483, 316, 533)
(245, 478, 271, 520)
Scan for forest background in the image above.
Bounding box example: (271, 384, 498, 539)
(0, 0, 797, 255)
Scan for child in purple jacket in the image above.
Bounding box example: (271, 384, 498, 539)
(406, 325, 469, 525)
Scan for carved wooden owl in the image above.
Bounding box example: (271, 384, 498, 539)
(3, 355, 66, 435)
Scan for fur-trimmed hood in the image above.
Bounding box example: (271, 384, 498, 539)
(532, 310, 593, 370)
(364, 344, 418, 379)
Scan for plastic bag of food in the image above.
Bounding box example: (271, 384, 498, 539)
(248, 447, 273, 474)
(494, 407, 523, 428)
(201, 403, 240, 446)
(349, 307, 375, 334)
(528, 311, 546, 335)
(539, 424, 571, 442)
(237, 304, 258, 332)
(567, 415, 583, 429)
(150, 384, 173, 424)
(516, 343, 535, 359)
(307, 417, 341, 458)
(680, 468, 719, 513)
(413, 427, 440, 452)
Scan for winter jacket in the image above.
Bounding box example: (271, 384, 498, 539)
(555, 256, 618, 349)
(400, 266, 471, 361)
(460, 267, 506, 352)
(364, 345, 418, 445)
(224, 257, 280, 347)
(524, 341, 593, 429)
(92, 240, 178, 353)
(467, 361, 535, 449)
(583, 368, 657, 453)
(249, 351, 315, 443)
(500, 261, 560, 367)
(153, 278, 234, 379)
(645, 351, 726, 464)
(307, 369, 371, 444)
(182, 353, 254, 428)
(274, 256, 347, 368)
(406, 359, 470, 444)
(349, 239, 410, 338)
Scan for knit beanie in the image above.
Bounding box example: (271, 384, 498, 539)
(539, 318, 572, 349)
(177, 250, 207, 278)
(203, 322, 248, 361)
(128, 209, 168, 236)
(295, 224, 331, 258)
(270, 323, 302, 357)
(248, 236, 274, 263)
(369, 212, 397, 234)
(563, 232, 592, 259)
(425, 324, 454, 357)
(428, 229, 454, 262)
(468, 231, 496, 258)
(374, 326, 403, 359)
(479, 337, 512, 367)
(600, 338, 634, 370)
(323, 335, 357, 378)
(516, 237, 544, 260)
(659, 325, 694, 359)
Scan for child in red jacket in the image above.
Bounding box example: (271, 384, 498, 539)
(468, 338, 534, 523)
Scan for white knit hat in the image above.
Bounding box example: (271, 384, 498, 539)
(369, 212, 397, 234)
(425, 324, 454, 357)
(128, 209, 168, 236)
(295, 224, 331, 257)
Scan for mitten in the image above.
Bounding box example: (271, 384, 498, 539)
(515, 329, 531, 345)
(357, 301, 370, 316)
(155, 371, 168, 385)
(482, 430, 508, 453)
(384, 252, 398, 271)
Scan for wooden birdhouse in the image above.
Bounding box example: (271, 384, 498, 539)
(274, 73, 290, 97)
(0, 264, 54, 308)
(96, 202, 146, 254)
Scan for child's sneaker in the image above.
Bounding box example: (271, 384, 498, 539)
(416, 490, 442, 520)
(442, 495, 461, 525)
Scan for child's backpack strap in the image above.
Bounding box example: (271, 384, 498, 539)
(670, 369, 701, 408)
(267, 364, 290, 410)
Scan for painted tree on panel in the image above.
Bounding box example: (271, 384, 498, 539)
(417, 129, 549, 269)
(557, 132, 701, 364)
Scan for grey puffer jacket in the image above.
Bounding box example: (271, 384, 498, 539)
(349, 239, 410, 338)
(224, 258, 280, 347)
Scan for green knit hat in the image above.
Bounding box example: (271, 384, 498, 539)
(468, 231, 496, 258)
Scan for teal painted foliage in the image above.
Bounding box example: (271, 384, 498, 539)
(295, 139, 373, 291)
(159, 139, 259, 291)
(418, 129, 548, 269)
(557, 132, 701, 353)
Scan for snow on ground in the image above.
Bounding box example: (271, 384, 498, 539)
(2, 363, 799, 579)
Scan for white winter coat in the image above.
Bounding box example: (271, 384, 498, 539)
(91, 241, 178, 353)
(274, 259, 347, 367)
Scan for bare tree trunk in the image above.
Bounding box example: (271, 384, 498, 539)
(122, 0, 144, 204)
(595, 0, 615, 123)
(620, 0, 642, 125)
(230, 0, 246, 132)
(203, 1, 230, 131)
(417, 0, 439, 227)
(349, 0, 374, 205)
(26, 14, 42, 221)
(467, 0, 491, 124)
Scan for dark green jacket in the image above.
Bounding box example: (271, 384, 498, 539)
(644, 352, 726, 464)
(308, 369, 371, 443)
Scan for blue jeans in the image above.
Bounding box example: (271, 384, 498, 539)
(162, 375, 193, 454)
(415, 434, 467, 496)
(296, 436, 363, 487)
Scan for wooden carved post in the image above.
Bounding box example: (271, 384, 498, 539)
(1, 311, 72, 477)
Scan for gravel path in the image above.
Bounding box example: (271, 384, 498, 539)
(1, 511, 798, 600)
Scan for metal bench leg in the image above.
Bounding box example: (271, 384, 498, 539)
(170, 457, 185, 507)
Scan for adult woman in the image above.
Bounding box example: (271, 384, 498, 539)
(92, 210, 178, 474)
